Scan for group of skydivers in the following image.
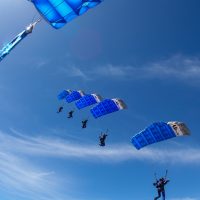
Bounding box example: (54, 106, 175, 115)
(57, 106, 108, 147)
(58, 105, 170, 200)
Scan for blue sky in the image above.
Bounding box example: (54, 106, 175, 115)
(0, 0, 200, 200)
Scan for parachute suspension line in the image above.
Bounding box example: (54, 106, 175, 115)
(30, 10, 42, 27)
(72, 105, 77, 111)
(60, 102, 65, 107)
(31, 12, 38, 23)
(165, 169, 168, 179)
(85, 116, 90, 120)
(154, 172, 158, 181)
(34, 18, 42, 26)
(100, 129, 108, 136)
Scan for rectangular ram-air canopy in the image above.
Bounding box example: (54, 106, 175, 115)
(90, 98, 127, 119)
(57, 89, 71, 100)
(30, 0, 103, 29)
(66, 90, 85, 103)
(131, 122, 177, 150)
(75, 93, 102, 109)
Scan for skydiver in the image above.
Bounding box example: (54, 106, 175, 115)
(0, 19, 41, 63)
(99, 133, 108, 147)
(82, 119, 88, 128)
(57, 106, 63, 113)
(67, 110, 74, 118)
(153, 177, 170, 200)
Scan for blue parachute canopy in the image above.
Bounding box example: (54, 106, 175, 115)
(91, 98, 127, 118)
(66, 90, 85, 103)
(30, 0, 103, 29)
(131, 121, 190, 150)
(57, 89, 71, 100)
(75, 94, 102, 109)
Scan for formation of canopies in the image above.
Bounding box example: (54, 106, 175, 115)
(0, 0, 192, 151)
(57, 89, 127, 119)
(57, 89, 191, 149)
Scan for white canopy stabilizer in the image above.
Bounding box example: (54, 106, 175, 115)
(112, 98, 127, 110)
(92, 94, 102, 103)
(167, 121, 191, 136)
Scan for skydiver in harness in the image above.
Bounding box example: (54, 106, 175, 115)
(99, 130, 108, 146)
(153, 171, 170, 200)
(57, 106, 63, 113)
(0, 19, 41, 62)
(82, 119, 88, 128)
(67, 110, 74, 118)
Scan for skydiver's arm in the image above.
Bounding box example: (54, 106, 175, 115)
(164, 180, 170, 185)
(153, 182, 158, 187)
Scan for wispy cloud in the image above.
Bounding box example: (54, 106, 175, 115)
(145, 55, 200, 81)
(1, 128, 200, 200)
(3, 129, 200, 165)
(61, 55, 200, 84)
(59, 65, 92, 81)
(0, 151, 69, 200)
(0, 130, 76, 200)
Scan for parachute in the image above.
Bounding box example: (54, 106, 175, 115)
(66, 90, 85, 103)
(29, 0, 103, 29)
(1, 1, 103, 62)
(131, 121, 190, 150)
(75, 94, 102, 109)
(57, 89, 71, 100)
(91, 98, 127, 118)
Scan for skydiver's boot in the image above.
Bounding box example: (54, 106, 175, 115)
(162, 191, 165, 200)
(99, 142, 105, 146)
(57, 106, 63, 113)
(154, 192, 161, 200)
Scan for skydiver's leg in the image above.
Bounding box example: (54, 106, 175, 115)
(154, 190, 161, 200)
(162, 190, 165, 200)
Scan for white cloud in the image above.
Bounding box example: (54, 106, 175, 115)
(0, 151, 68, 200)
(60, 65, 92, 81)
(146, 55, 200, 80)
(61, 55, 200, 84)
(3, 129, 200, 165)
(0, 130, 77, 200)
(1, 128, 200, 200)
